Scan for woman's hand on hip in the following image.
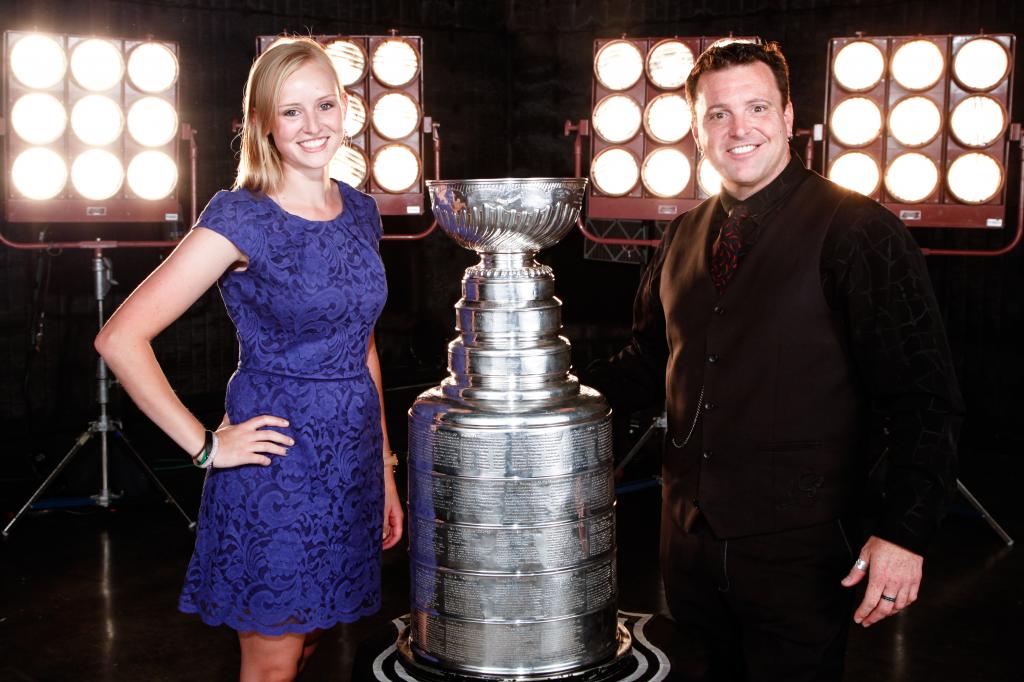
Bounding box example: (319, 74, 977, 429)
(213, 415, 292, 468)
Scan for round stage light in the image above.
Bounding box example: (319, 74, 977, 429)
(325, 39, 367, 87)
(70, 39, 124, 92)
(885, 152, 938, 203)
(832, 40, 886, 92)
(344, 93, 367, 137)
(372, 144, 420, 193)
(330, 145, 369, 189)
(71, 149, 124, 200)
(889, 96, 942, 147)
(828, 151, 881, 196)
(646, 39, 694, 90)
(953, 37, 1009, 91)
(371, 39, 419, 87)
(644, 93, 691, 144)
(594, 40, 644, 91)
(829, 97, 882, 147)
(127, 96, 179, 146)
(949, 95, 1007, 148)
(127, 151, 178, 200)
(641, 148, 690, 198)
(11, 93, 67, 145)
(127, 42, 178, 93)
(592, 94, 642, 144)
(590, 147, 640, 197)
(71, 95, 124, 146)
(371, 92, 421, 141)
(12, 148, 68, 200)
(10, 34, 66, 89)
(891, 40, 944, 91)
(697, 158, 722, 196)
(947, 153, 1003, 204)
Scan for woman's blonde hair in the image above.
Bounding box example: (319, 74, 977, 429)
(234, 37, 343, 194)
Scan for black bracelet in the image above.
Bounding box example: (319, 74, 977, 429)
(192, 429, 213, 464)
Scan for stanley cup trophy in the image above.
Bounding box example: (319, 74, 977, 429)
(398, 178, 633, 680)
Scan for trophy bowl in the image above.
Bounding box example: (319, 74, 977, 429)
(426, 177, 588, 253)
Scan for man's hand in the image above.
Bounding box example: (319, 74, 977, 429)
(841, 535, 923, 627)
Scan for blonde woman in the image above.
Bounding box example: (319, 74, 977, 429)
(95, 38, 403, 680)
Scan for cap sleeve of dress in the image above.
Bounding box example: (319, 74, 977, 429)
(192, 189, 263, 260)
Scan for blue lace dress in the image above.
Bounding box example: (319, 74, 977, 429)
(178, 180, 388, 635)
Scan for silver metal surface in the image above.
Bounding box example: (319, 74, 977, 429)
(408, 177, 625, 678)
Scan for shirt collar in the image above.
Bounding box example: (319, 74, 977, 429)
(718, 154, 807, 221)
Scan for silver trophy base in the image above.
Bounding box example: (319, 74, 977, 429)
(396, 622, 634, 682)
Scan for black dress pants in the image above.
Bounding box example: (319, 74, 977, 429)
(661, 508, 859, 682)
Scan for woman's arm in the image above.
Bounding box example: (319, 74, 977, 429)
(366, 332, 404, 549)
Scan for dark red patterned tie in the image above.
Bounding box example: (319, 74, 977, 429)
(710, 206, 748, 294)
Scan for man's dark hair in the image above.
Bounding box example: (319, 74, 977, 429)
(684, 40, 791, 108)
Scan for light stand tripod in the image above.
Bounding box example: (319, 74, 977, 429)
(3, 248, 195, 537)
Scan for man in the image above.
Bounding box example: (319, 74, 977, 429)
(586, 40, 963, 681)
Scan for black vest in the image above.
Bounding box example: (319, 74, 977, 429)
(660, 171, 864, 538)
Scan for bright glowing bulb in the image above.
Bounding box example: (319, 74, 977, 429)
(10, 34, 66, 89)
(371, 39, 419, 87)
(71, 149, 124, 200)
(127, 42, 178, 93)
(646, 40, 694, 90)
(953, 38, 1009, 91)
(70, 39, 124, 91)
(12, 148, 68, 200)
(344, 93, 367, 137)
(592, 95, 642, 144)
(371, 92, 420, 140)
(590, 147, 639, 196)
(828, 152, 880, 196)
(889, 96, 942, 147)
(950, 95, 1006, 148)
(127, 97, 179, 146)
(833, 40, 885, 91)
(594, 40, 644, 91)
(830, 97, 882, 147)
(11, 94, 67, 145)
(885, 153, 938, 203)
(891, 40, 945, 91)
(697, 158, 722, 196)
(127, 151, 178, 199)
(641, 148, 690, 198)
(372, 144, 420, 193)
(947, 153, 1003, 204)
(71, 95, 124, 146)
(645, 94, 691, 144)
(325, 39, 367, 87)
(330, 145, 369, 188)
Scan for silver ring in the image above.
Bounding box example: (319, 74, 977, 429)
(854, 558, 868, 571)
(881, 594, 896, 603)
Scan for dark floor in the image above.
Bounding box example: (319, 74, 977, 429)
(1, 435, 1021, 681)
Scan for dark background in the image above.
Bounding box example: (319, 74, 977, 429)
(0, 0, 1020, 509)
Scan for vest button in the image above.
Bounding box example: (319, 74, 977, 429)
(703, 450, 712, 460)
(707, 354, 719, 363)
(712, 304, 725, 315)
(703, 401, 717, 411)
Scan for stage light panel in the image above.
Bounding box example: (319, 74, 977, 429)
(10, 33, 66, 89)
(127, 96, 178, 146)
(953, 37, 1009, 91)
(832, 40, 886, 91)
(12, 148, 68, 200)
(127, 150, 178, 200)
(594, 39, 644, 91)
(71, 149, 124, 200)
(371, 38, 419, 87)
(325, 38, 367, 87)
(70, 95, 124, 146)
(330, 145, 369, 189)
(371, 91, 421, 141)
(949, 95, 1007, 148)
(645, 39, 693, 90)
(372, 143, 420, 193)
(644, 94, 690, 144)
(641, 148, 690, 198)
(697, 158, 722, 196)
(590, 147, 640, 197)
(885, 152, 939, 203)
(947, 152, 1003, 204)
(891, 39, 945, 91)
(127, 42, 178, 93)
(830, 96, 883, 146)
(592, 94, 643, 144)
(344, 92, 368, 137)
(11, 93, 67, 145)
(70, 38, 124, 91)
(828, 151, 881, 196)
(889, 96, 942, 147)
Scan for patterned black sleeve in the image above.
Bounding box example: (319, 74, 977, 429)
(822, 197, 965, 555)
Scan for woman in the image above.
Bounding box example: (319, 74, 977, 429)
(95, 38, 403, 681)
